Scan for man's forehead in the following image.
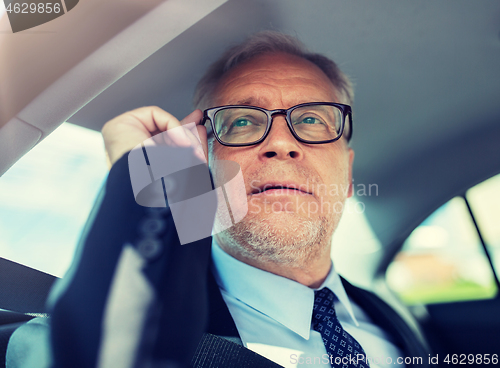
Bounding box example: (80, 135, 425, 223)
(213, 52, 339, 108)
(230, 96, 337, 110)
(232, 96, 268, 107)
(216, 86, 339, 110)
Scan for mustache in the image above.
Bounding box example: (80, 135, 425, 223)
(244, 163, 323, 194)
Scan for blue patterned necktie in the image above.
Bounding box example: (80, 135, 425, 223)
(312, 287, 370, 368)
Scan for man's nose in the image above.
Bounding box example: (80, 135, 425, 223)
(257, 115, 304, 161)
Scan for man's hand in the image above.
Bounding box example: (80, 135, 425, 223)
(101, 106, 206, 167)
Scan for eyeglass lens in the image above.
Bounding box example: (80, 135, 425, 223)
(213, 105, 343, 145)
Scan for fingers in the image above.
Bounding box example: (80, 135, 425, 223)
(151, 109, 206, 162)
(179, 109, 208, 161)
(196, 124, 209, 162)
(101, 106, 208, 167)
(177, 109, 203, 146)
(127, 106, 180, 133)
(179, 109, 204, 128)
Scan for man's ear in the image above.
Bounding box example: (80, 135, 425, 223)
(347, 148, 355, 198)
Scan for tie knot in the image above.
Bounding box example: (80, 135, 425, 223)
(313, 287, 335, 312)
(312, 288, 337, 330)
(311, 288, 370, 367)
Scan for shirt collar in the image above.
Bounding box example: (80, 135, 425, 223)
(211, 240, 359, 340)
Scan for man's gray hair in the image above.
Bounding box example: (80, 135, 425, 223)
(193, 31, 354, 110)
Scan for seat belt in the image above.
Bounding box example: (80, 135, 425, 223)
(0, 257, 57, 314)
(191, 333, 283, 368)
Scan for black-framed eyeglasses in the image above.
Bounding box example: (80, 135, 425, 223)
(202, 102, 353, 147)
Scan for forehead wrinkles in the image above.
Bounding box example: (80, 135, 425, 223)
(217, 77, 336, 109)
(214, 55, 338, 106)
(225, 77, 325, 96)
(223, 64, 320, 86)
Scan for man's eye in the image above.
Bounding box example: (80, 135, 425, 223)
(296, 117, 323, 125)
(232, 118, 253, 127)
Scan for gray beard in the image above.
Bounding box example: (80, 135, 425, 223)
(216, 213, 331, 267)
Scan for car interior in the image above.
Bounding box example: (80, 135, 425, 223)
(1, 0, 500, 367)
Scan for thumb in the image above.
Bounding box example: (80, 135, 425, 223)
(180, 109, 208, 161)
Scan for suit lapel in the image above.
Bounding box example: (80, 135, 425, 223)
(205, 262, 240, 339)
(341, 277, 432, 368)
(191, 258, 282, 367)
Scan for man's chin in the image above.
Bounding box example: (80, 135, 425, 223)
(217, 211, 330, 265)
(248, 195, 319, 218)
(250, 210, 315, 231)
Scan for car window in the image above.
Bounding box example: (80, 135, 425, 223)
(0, 122, 108, 277)
(386, 174, 500, 305)
(466, 174, 500, 274)
(332, 196, 382, 288)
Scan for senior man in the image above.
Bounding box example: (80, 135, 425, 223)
(7, 32, 432, 368)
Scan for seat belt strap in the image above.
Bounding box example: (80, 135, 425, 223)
(191, 333, 283, 368)
(0, 257, 57, 313)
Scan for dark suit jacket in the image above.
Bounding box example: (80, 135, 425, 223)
(200, 263, 432, 368)
(46, 152, 434, 368)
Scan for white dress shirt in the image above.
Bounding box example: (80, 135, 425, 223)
(211, 241, 405, 367)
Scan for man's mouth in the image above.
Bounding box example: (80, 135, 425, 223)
(251, 183, 312, 196)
